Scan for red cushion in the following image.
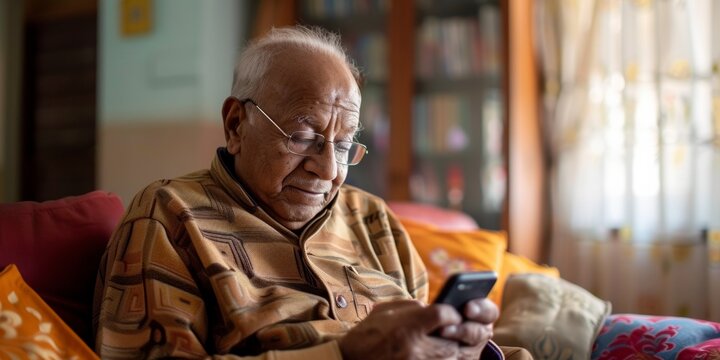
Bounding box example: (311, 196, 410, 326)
(0, 191, 124, 345)
(387, 201, 479, 231)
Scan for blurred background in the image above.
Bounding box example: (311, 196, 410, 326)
(1, 0, 718, 320)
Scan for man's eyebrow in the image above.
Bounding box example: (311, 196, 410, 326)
(291, 114, 361, 134)
(344, 123, 361, 134)
(292, 114, 316, 125)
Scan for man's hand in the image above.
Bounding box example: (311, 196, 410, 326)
(339, 300, 464, 360)
(436, 298, 499, 360)
(338, 298, 498, 360)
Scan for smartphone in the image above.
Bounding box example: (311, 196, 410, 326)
(433, 271, 498, 315)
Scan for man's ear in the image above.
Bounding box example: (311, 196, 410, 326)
(222, 96, 245, 155)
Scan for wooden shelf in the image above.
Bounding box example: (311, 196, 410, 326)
(417, 0, 498, 18)
(415, 74, 501, 93)
(297, 13, 386, 33)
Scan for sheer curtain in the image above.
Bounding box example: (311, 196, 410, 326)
(537, 0, 720, 320)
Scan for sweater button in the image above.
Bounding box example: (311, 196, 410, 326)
(335, 294, 348, 308)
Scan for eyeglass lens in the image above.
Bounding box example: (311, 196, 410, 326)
(287, 132, 365, 165)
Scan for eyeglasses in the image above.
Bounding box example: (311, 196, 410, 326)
(242, 98, 368, 166)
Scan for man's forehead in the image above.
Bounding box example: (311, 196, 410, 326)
(289, 101, 361, 130)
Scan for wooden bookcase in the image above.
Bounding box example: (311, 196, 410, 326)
(20, 0, 98, 202)
(285, 0, 544, 261)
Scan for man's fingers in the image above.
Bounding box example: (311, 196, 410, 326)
(416, 304, 463, 333)
(372, 301, 463, 331)
(369, 301, 464, 336)
(464, 298, 499, 324)
(435, 298, 497, 346)
(439, 322, 493, 346)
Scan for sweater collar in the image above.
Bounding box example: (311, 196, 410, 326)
(210, 147, 338, 238)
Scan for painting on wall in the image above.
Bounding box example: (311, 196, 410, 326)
(121, 0, 152, 37)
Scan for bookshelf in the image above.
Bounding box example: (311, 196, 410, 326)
(410, 1, 504, 229)
(292, 0, 544, 259)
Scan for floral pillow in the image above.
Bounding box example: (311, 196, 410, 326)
(592, 314, 720, 359)
(0, 264, 98, 359)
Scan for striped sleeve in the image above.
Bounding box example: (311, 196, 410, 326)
(95, 216, 345, 360)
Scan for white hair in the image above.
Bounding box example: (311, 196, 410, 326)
(230, 26, 361, 100)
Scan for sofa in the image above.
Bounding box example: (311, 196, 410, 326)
(1, 191, 719, 359)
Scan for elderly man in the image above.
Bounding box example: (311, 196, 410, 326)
(94, 26, 531, 360)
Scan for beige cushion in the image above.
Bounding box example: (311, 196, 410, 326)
(493, 274, 611, 359)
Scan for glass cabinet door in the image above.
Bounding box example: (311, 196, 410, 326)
(411, 0, 505, 229)
(297, 0, 506, 230)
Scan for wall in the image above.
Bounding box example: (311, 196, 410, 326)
(99, 0, 246, 204)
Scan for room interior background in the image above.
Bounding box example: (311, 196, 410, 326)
(1, 0, 718, 320)
(1, 0, 546, 262)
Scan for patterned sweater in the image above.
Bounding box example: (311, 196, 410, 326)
(93, 150, 429, 359)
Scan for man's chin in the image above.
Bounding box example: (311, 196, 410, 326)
(270, 204, 325, 230)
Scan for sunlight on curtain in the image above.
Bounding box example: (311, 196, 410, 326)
(537, 0, 720, 320)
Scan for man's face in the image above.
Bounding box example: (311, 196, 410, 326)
(224, 48, 361, 230)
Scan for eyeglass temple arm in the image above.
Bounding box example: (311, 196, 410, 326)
(241, 98, 292, 139)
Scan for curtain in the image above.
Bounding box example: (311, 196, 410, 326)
(537, 0, 720, 320)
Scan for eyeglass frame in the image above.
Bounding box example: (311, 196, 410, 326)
(239, 98, 368, 166)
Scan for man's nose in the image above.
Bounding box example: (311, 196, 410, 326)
(305, 142, 338, 180)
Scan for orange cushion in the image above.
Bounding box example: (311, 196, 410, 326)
(401, 218, 559, 306)
(0, 264, 98, 359)
(401, 218, 506, 304)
